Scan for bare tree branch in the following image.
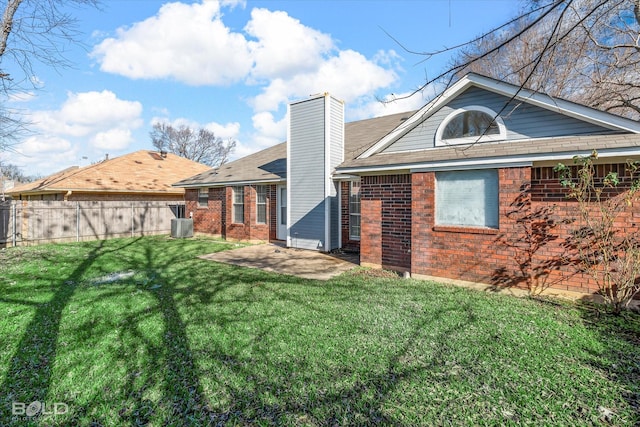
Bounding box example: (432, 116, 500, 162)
(150, 122, 236, 168)
(0, 0, 99, 151)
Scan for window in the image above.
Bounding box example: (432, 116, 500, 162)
(435, 105, 506, 146)
(198, 188, 209, 207)
(233, 186, 244, 224)
(256, 185, 267, 224)
(349, 180, 361, 240)
(436, 169, 499, 228)
(169, 204, 186, 218)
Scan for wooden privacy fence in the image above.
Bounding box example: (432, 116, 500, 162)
(0, 200, 184, 247)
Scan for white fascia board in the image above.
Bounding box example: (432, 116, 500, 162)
(331, 174, 360, 180)
(339, 146, 640, 175)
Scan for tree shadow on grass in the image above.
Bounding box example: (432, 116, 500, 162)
(82, 244, 476, 425)
(576, 304, 640, 425)
(0, 237, 143, 426)
(2, 236, 481, 425)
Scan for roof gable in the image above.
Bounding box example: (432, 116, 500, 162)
(358, 73, 640, 159)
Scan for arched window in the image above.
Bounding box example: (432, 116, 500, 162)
(435, 105, 506, 146)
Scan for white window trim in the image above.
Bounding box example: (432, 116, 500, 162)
(435, 105, 506, 147)
(232, 186, 244, 224)
(349, 180, 361, 241)
(197, 188, 209, 208)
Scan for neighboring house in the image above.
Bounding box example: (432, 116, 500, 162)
(1, 178, 14, 201)
(174, 73, 640, 296)
(7, 150, 210, 202)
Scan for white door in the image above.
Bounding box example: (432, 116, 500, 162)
(276, 185, 287, 240)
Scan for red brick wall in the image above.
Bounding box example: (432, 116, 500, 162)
(360, 174, 411, 270)
(528, 164, 640, 294)
(411, 168, 527, 287)
(340, 181, 361, 252)
(189, 185, 275, 242)
(186, 188, 224, 235)
(531, 164, 635, 202)
(411, 165, 640, 296)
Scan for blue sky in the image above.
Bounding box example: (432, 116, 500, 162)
(2, 0, 520, 176)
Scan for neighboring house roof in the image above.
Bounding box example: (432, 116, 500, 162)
(7, 150, 210, 196)
(174, 111, 413, 187)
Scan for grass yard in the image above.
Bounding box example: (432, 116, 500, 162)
(0, 236, 638, 426)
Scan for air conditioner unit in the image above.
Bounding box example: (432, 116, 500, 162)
(171, 218, 193, 238)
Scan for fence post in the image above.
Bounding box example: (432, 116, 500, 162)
(12, 202, 16, 247)
(76, 202, 80, 242)
(131, 203, 134, 237)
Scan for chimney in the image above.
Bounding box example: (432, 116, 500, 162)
(287, 93, 344, 251)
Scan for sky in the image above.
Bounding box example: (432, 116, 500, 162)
(1, 0, 522, 177)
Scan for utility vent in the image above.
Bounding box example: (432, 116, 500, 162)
(171, 218, 193, 238)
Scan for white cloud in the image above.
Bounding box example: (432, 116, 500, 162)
(91, 128, 134, 150)
(203, 121, 241, 139)
(86, 1, 410, 162)
(7, 90, 145, 176)
(18, 135, 73, 155)
(251, 49, 398, 112)
(245, 8, 333, 81)
(33, 90, 143, 137)
(7, 135, 79, 176)
(91, 1, 253, 85)
(348, 91, 429, 121)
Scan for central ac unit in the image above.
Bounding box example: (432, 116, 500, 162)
(171, 218, 193, 238)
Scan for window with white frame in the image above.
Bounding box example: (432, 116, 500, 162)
(435, 169, 499, 228)
(349, 180, 361, 240)
(233, 186, 244, 224)
(435, 105, 506, 146)
(256, 185, 267, 224)
(198, 188, 209, 207)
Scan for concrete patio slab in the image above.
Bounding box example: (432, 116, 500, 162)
(199, 243, 359, 280)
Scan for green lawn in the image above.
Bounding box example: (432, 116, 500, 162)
(0, 236, 638, 426)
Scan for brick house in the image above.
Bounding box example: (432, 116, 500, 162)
(174, 73, 640, 297)
(7, 150, 210, 202)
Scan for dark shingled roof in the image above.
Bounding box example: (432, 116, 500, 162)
(173, 111, 414, 187)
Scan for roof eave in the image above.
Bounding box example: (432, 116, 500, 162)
(174, 177, 287, 188)
(337, 146, 640, 174)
